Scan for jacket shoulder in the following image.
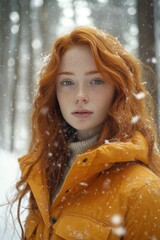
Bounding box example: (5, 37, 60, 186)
(102, 162, 160, 201)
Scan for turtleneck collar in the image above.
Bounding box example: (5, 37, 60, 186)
(68, 124, 102, 160)
(68, 134, 98, 158)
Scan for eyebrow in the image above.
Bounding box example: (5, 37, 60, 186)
(58, 70, 99, 76)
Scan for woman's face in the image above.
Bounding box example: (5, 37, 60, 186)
(56, 45, 115, 140)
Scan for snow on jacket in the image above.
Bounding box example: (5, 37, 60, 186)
(19, 132, 160, 240)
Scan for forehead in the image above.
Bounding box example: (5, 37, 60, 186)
(58, 45, 97, 71)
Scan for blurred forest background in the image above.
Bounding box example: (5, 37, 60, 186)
(0, 0, 160, 155)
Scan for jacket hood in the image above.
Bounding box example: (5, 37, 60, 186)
(19, 131, 149, 228)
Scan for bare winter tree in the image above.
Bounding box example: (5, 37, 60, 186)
(137, 0, 158, 120)
(0, 1, 21, 151)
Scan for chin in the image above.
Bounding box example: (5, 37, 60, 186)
(69, 122, 97, 131)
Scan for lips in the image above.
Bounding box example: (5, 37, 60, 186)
(72, 109, 93, 119)
(72, 109, 93, 114)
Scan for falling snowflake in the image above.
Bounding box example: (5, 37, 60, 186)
(133, 92, 145, 100)
(104, 139, 110, 144)
(11, 24, 19, 34)
(48, 152, 53, 157)
(131, 115, 140, 124)
(112, 226, 126, 237)
(30, 0, 43, 8)
(111, 214, 123, 225)
(104, 163, 109, 167)
(40, 107, 49, 114)
(151, 57, 157, 64)
(79, 182, 88, 187)
(9, 11, 20, 23)
(103, 178, 111, 188)
(32, 39, 42, 50)
(61, 196, 66, 202)
(57, 163, 61, 168)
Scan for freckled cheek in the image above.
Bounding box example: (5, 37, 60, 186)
(93, 92, 112, 103)
(94, 93, 114, 111)
(90, 90, 105, 100)
(57, 93, 75, 113)
(57, 90, 74, 102)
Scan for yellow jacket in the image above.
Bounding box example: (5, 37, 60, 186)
(19, 132, 160, 240)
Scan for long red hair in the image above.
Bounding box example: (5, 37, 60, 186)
(15, 26, 160, 238)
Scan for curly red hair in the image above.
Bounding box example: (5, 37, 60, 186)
(14, 26, 160, 238)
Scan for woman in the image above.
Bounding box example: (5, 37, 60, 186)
(16, 26, 160, 239)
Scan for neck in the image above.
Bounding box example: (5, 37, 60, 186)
(77, 124, 102, 141)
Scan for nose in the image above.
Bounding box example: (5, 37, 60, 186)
(75, 96, 88, 104)
(75, 87, 89, 104)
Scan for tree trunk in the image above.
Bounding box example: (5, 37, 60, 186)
(0, 0, 10, 149)
(137, 0, 159, 129)
(137, 1, 158, 101)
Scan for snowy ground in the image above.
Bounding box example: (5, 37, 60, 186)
(0, 149, 21, 240)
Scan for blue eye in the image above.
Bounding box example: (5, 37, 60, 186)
(61, 80, 74, 86)
(91, 79, 104, 85)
